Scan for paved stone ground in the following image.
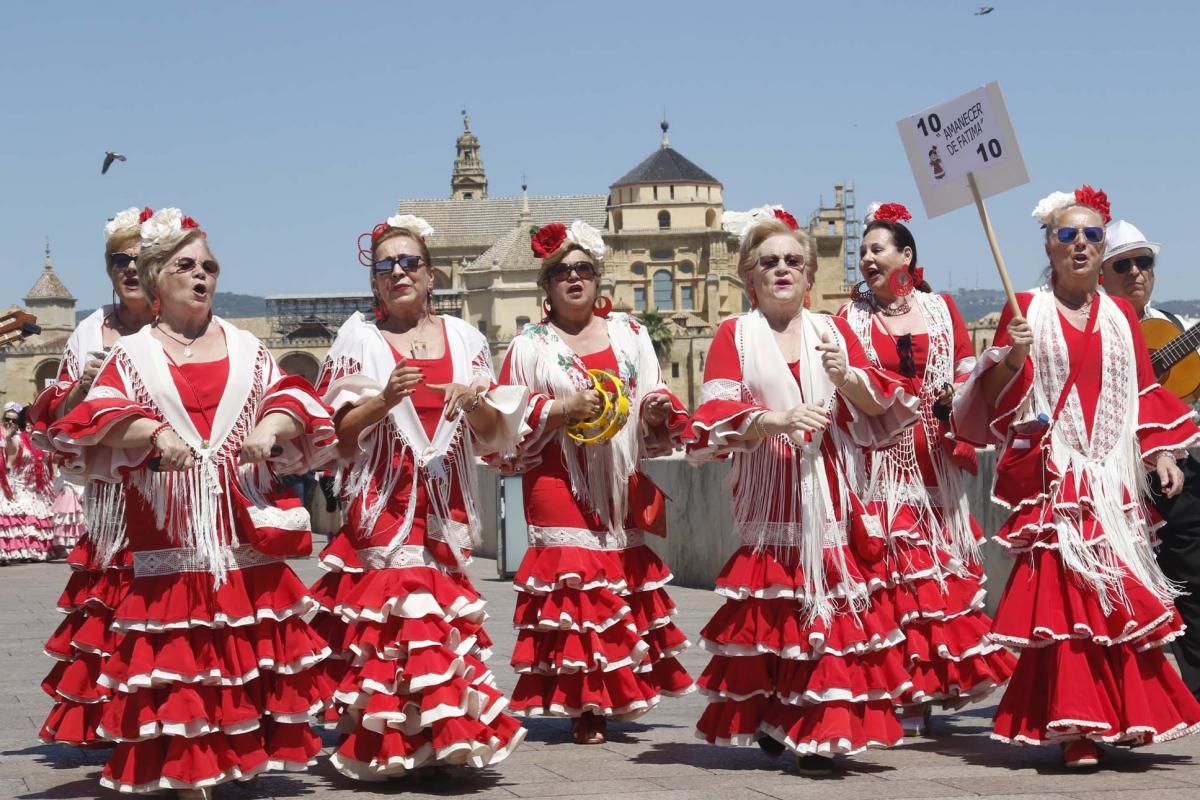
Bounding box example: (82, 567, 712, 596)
(3, 548, 1200, 799)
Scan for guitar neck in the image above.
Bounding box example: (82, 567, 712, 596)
(1152, 321, 1200, 372)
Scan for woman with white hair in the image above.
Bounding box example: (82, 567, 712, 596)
(496, 220, 694, 746)
(311, 214, 528, 780)
(30, 205, 156, 747)
(688, 207, 917, 776)
(955, 186, 1200, 767)
(48, 208, 337, 798)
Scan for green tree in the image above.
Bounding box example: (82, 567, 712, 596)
(636, 308, 674, 364)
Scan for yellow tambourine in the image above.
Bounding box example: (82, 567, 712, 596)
(566, 369, 631, 445)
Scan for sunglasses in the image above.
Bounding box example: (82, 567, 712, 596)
(372, 255, 426, 274)
(896, 333, 917, 378)
(758, 254, 805, 270)
(1111, 254, 1155, 274)
(172, 257, 219, 275)
(109, 253, 137, 270)
(547, 262, 596, 281)
(1054, 226, 1105, 245)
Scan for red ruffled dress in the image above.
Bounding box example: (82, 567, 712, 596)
(49, 352, 336, 793)
(0, 433, 56, 563)
(30, 348, 134, 746)
(687, 315, 916, 756)
(843, 296, 1015, 710)
(957, 292, 1200, 746)
(499, 346, 694, 721)
(307, 523, 362, 727)
(317, 338, 525, 779)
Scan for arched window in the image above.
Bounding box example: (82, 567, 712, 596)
(33, 359, 59, 396)
(705, 208, 716, 228)
(657, 210, 671, 229)
(653, 270, 674, 309)
(611, 209, 623, 232)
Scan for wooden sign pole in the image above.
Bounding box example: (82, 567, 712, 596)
(967, 172, 1020, 317)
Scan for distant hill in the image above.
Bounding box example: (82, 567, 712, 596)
(1159, 300, 1200, 318)
(76, 292, 267, 323)
(947, 288, 1008, 322)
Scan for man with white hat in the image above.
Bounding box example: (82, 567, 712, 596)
(1104, 219, 1200, 701)
(1102, 219, 1193, 324)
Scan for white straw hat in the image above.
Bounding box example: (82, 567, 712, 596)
(1103, 219, 1161, 262)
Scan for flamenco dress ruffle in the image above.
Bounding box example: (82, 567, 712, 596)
(326, 539, 525, 780)
(39, 538, 133, 746)
(307, 527, 363, 727)
(509, 533, 694, 720)
(990, 468, 1200, 745)
(95, 559, 331, 793)
(879, 502, 1015, 710)
(50, 479, 86, 555)
(696, 543, 910, 756)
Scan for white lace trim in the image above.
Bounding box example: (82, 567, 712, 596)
(355, 544, 456, 572)
(132, 544, 282, 577)
(246, 504, 310, 531)
(735, 521, 848, 548)
(527, 525, 645, 551)
(428, 515, 473, 552)
(701, 378, 745, 403)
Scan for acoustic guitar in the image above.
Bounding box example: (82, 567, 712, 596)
(1142, 316, 1200, 401)
(0, 310, 40, 349)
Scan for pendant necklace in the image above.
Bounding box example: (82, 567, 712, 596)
(155, 319, 207, 358)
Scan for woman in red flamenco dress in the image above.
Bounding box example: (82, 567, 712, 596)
(954, 186, 1200, 768)
(687, 209, 920, 776)
(496, 220, 694, 746)
(29, 205, 155, 749)
(839, 202, 1014, 733)
(312, 214, 528, 780)
(48, 209, 337, 798)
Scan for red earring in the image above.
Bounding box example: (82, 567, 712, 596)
(593, 296, 613, 317)
(542, 299, 552, 319)
(373, 296, 387, 322)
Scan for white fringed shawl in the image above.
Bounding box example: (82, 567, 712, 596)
(322, 312, 527, 566)
(501, 312, 667, 536)
(1025, 288, 1177, 613)
(844, 292, 978, 569)
(733, 309, 868, 625)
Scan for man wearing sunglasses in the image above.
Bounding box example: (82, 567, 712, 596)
(1104, 219, 1200, 702)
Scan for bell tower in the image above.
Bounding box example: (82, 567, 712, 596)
(451, 109, 488, 200)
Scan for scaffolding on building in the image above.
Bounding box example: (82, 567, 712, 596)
(842, 180, 859, 287)
(266, 290, 464, 337)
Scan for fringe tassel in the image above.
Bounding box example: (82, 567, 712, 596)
(84, 481, 127, 569)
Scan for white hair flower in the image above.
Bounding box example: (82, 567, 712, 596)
(723, 204, 788, 245)
(104, 207, 142, 239)
(565, 219, 606, 260)
(1031, 191, 1075, 226)
(386, 214, 434, 241)
(140, 207, 184, 245)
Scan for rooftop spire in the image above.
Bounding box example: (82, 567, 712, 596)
(660, 116, 670, 149)
(462, 108, 471, 132)
(44, 236, 52, 270)
(520, 173, 530, 217)
(451, 110, 487, 199)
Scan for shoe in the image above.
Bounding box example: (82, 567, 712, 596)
(571, 712, 605, 745)
(794, 754, 835, 777)
(757, 736, 786, 758)
(901, 704, 933, 737)
(1062, 740, 1100, 769)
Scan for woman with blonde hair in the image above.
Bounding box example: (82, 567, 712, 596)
(689, 207, 917, 775)
(49, 208, 337, 797)
(30, 206, 157, 747)
(311, 214, 529, 780)
(955, 186, 1200, 767)
(496, 220, 694, 745)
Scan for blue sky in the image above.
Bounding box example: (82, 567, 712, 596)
(1, 1, 1195, 309)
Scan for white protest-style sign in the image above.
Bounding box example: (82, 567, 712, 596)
(897, 81, 1029, 219)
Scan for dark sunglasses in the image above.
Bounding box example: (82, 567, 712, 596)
(548, 262, 596, 281)
(172, 257, 219, 275)
(758, 254, 805, 270)
(109, 253, 137, 270)
(1054, 226, 1105, 245)
(372, 255, 426, 274)
(896, 333, 917, 378)
(1111, 254, 1155, 274)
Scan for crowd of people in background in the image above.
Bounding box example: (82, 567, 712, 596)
(6, 186, 1200, 798)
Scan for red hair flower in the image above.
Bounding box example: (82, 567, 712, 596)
(180, 216, 200, 230)
(773, 208, 799, 230)
(1073, 185, 1111, 225)
(530, 223, 568, 259)
(138, 206, 154, 223)
(873, 202, 912, 224)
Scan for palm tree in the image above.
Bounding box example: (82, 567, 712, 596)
(637, 308, 674, 365)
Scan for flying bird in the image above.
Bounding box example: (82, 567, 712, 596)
(101, 151, 126, 175)
(974, 6, 994, 14)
